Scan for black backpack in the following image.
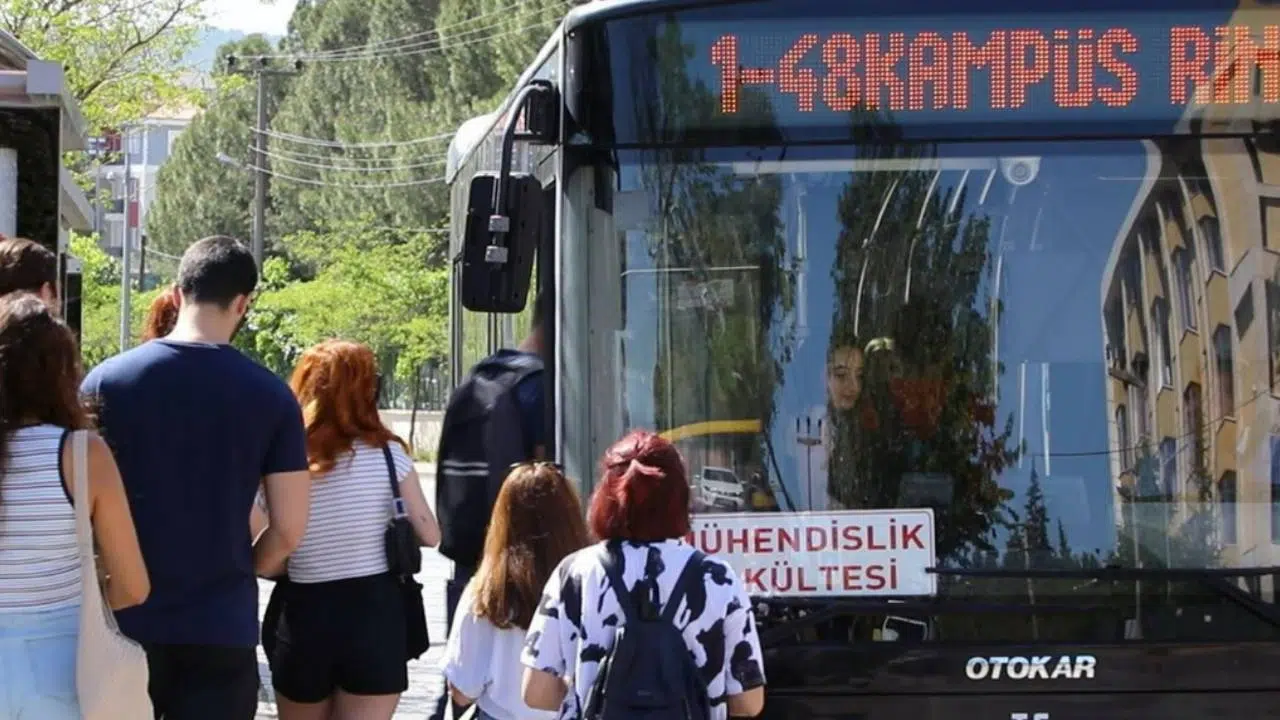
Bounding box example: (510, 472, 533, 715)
(583, 543, 713, 720)
(435, 352, 543, 568)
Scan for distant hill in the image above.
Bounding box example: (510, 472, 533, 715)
(185, 28, 282, 72)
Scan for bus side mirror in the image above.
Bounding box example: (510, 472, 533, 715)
(460, 172, 541, 312)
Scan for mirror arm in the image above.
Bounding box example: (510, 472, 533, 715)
(487, 80, 555, 268)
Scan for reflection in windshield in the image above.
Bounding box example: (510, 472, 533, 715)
(581, 133, 1280, 637)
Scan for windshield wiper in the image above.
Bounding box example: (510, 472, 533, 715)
(928, 565, 1280, 631)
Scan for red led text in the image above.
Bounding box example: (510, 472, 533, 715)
(711, 24, 1280, 115)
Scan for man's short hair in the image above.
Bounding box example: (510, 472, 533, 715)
(177, 236, 258, 308)
(0, 237, 57, 296)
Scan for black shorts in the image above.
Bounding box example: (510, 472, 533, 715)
(144, 643, 259, 720)
(266, 572, 409, 703)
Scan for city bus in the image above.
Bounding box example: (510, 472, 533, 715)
(446, 0, 1280, 716)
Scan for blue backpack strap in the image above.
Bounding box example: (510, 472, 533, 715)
(600, 540, 640, 622)
(661, 550, 706, 624)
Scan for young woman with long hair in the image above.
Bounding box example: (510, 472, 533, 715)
(521, 430, 767, 719)
(264, 339, 440, 720)
(0, 292, 150, 719)
(442, 462, 590, 720)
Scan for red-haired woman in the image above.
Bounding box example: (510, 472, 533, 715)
(442, 462, 589, 720)
(140, 284, 179, 341)
(265, 339, 440, 720)
(520, 430, 767, 719)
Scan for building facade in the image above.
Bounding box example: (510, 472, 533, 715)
(1103, 63, 1280, 596)
(90, 105, 197, 284)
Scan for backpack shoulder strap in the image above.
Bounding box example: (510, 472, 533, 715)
(661, 550, 706, 624)
(600, 541, 639, 622)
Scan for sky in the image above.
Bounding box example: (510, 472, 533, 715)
(206, 0, 296, 35)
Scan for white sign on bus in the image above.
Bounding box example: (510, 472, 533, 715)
(685, 509, 937, 597)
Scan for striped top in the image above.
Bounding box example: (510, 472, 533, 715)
(0, 425, 80, 611)
(287, 440, 415, 584)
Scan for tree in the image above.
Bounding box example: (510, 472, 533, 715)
(146, 35, 282, 256)
(237, 218, 448, 394)
(1, 0, 204, 132)
(825, 130, 1018, 561)
(70, 233, 166, 369)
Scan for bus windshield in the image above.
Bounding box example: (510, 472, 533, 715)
(560, 0, 1280, 641)
(584, 135, 1280, 616)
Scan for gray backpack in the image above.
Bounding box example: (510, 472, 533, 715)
(583, 543, 712, 720)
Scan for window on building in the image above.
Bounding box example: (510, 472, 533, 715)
(1213, 325, 1236, 417)
(1105, 299, 1127, 371)
(1154, 299, 1174, 386)
(1133, 385, 1150, 449)
(1199, 216, 1225, 272)
(1269, 280, 1280, 391)
(1160, 437, 1177, 501)
(1271, 436, 1280, 543)
(1173, 248, 1197, 331)
(1123, 250, 1143, 309)
(1184, 383, 1205, 479)
(1117, 405, 1132, 472)
(1220, 471, 1238, 545)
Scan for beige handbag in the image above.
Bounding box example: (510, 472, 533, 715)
(70, 429, 153, 719)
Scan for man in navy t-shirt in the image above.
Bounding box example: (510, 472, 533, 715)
(82, 236, 310, 720)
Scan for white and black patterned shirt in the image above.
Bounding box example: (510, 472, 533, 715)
(521, 539, 766, 719)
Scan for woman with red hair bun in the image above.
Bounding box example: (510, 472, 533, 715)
(140, 284, 180, 341)
(520, 430, 766, 719)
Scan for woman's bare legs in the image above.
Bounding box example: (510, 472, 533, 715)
(275, 694, 333, 720)
(330, 691, 401, 720)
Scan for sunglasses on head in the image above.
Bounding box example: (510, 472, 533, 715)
(509, 460, 564, 473)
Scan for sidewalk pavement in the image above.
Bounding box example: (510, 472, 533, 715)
(255, 463, 448, 719)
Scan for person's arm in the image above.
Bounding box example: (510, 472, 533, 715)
(399, 466, 441, 547)
(719, 565, 767, 717)
(521, 565, 571, 711)
(249, 490, 269, 542)
(441, 583, 489, 708)
(72, 432, 150, 610)
(253, 397, 311, 577)
(515, 373, 546, 461)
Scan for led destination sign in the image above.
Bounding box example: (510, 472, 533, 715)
(677, 11, 1280, 128)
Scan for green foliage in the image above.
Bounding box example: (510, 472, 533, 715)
(143, 0, 575, 392)
(146, 35, 278, 256)
(70, 233, 166, 370)
(0, 0, 204, 133)
(237, 219, 448, 388)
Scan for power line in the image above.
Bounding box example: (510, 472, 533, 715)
(252, 128, 454, 149)
(299, 19, 560, 63)
(265, 145, 449, 165)
(258, 147, 446, 173)
(244, 1, 572, 62)
(242, 163, 446, 189)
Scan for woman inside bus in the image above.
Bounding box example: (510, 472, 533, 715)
(140, 284, 179, 341)
(520, 430, 766, 719)
(442, 461, 589, 720)
(265, 339, 440, 720)
(0, 292, 150, 719)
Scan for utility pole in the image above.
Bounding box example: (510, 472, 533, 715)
(119, 124, 133, 352)
(225, 55, 303, 269)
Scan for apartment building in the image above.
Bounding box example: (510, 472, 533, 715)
(1103, 133, 1280, 596)
(91, 104, 198, 283)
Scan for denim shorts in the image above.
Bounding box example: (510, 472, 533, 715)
(0, 603, 81, 719)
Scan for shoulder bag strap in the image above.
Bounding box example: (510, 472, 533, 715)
(600, 540, 639, 622)
(381, 444, 406, 519)
(71, 429, 94, 562)
(661, 550, 706, 624)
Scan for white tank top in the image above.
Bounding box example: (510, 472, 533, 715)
(0, 425, 80, 611)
